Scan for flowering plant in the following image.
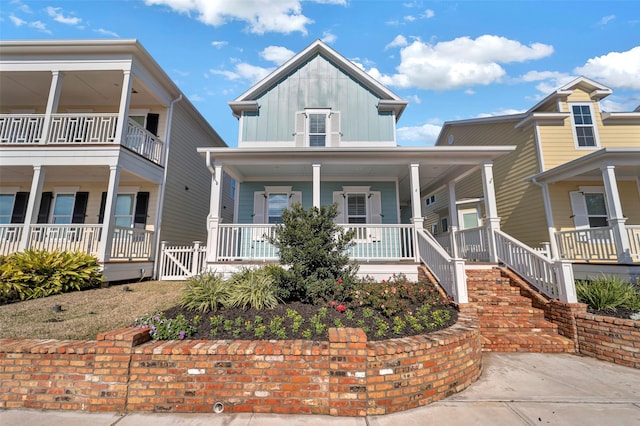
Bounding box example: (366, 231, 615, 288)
(133, 311, 199, 340)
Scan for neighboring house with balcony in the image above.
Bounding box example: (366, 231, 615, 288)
(196, 40, 526, 302)
(0, 39, 230, 282)
(424, 76, 640, 280)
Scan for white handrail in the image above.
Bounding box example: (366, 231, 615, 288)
(495, 229, 576, 302)
(27, 224, 102, 256)
(416, 229, 467, 303)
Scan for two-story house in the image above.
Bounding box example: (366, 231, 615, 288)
(0, 39, 230, 283)
(196, 40, 519, 303)
(425, 77, 640, 280)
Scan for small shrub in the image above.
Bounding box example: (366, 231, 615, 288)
(576, 275, 639, 311)
(133, 312, 199, 340)
(179, 272, 230, 313)
(0, 249, 102, 302)
(226, 267, 280, 310)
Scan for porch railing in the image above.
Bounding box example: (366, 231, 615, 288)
(27, 224, 102, 256)
(628, 226, 640, 261)
(0, 225, 24, 254)
(456, 226, 490, 261)
(0, 113, 164, 165)
(110, 226, 154, 260)
(216, 224, 417, 262)
(416, 229, 467, 303)
(555, 226, 617, 261)
(495, 229, 576, 302)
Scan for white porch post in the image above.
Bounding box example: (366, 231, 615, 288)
(19, 165, 46, 250)
(539, 181, 560, 259)
(447, 181, 459, 258)
(481, 162, 500, 263)
(114, 70, 133, 145)
(205, 159, 223, 263)
(601, 164, 633, 264)
(98, 165, 121, 263)
(409, 164, 424, 262)
(312, 163, 321, 208)
(41, 71, 63, 144)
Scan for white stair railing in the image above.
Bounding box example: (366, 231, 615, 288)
(416, 229, 467, 304)
(495, 229, 576, 303)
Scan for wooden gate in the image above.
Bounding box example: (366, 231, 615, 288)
(158, 241, 207, 280)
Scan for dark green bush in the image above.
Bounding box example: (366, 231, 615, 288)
(0, 249, 102, 302)
(179, 271, 230, 313)
(576, 275, 640, 311)
(270, 203, 358, 304)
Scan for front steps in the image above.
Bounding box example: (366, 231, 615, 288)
(465, 267, 575, 353)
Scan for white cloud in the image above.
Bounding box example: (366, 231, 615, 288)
(210, 62, 275, 83)
(29, 20, 50, 34)
(476, 108, 526, 118)
(211, 41, 228, 49)
(597, 15, 615, 26)
(321, 31, 337, 44)
(9, 14, 26, 26)
(94, 28, 119, 37)
(385, 35, 408, 50)
(574, 46, 640, 90)
(370, 35, 554, 90)
(260, 46, 295, 65)
(144, 0, 345, 34)
(396, 122, 442, 146)
(423, 9, 435, 19)
(46, 7, 81, 25)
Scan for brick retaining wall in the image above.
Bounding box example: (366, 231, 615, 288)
(0, 314, 482, 416)
(575, 313, 640, 369)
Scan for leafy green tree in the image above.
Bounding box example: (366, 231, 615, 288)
(270, 203, 358, 304)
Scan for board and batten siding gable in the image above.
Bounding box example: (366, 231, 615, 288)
(240, 54, 395, 146)
(161, 101, 226, 244)
(439, 120, 548, 248)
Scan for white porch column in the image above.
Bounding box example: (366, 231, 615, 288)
(114, 70, 133, 145)
(447, 181, 459, 258)
(539, 181, 560, 259)
(409, 164, 424, 263)
(98, 165, 121, 262)
(481, 161, 500, 263)
(19, 165, 46, 250)
(205, 159, 223, 263)
(601, 164, 633, 263)
(40, 71, 64, 144)
(312, 163, 321, 208)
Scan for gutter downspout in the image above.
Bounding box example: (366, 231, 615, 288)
(152, 94, 182, 280)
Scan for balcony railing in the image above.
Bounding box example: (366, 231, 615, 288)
(627, 225, 640, 261)
(0, 113, 164, 165)
(110, 226, 154, 260)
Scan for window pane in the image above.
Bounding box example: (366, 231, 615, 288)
(268, 193, 288, 223)
(348, 217, 366, 224)
(585, 193, 606, 215)
(0, 194, 15, 223)
(309, 135, 325, 146)
(309, 114, 326, 133)
(588, 217, 608, 228)
(347, 194, 366, 216)
(576, 127, 595, 146)
(462, 211, 479, 229)
(52, 194, 74, 224)
(114, 194, 135, 228)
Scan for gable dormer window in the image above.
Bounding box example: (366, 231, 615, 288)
(570, 104, 599, 148)
(295, 109, 340, 147)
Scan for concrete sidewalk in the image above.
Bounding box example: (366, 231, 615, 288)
(2, 352, 639, 425)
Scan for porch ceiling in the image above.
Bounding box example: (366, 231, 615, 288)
(0, 70, 160, 108)
(0, 165, 149, 185)
(530, 148, 640, 184)
(198, 146, 515, 204)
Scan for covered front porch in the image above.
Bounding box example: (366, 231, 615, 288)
(530, 148, 640, 276)
(188, 145, 576, 304)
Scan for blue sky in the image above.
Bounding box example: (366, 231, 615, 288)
(2, 0, 639, 147)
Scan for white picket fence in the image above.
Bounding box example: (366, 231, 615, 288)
(158, 241, 207, 280)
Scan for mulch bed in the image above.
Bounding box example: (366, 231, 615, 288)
(587, 307, 638, 320)
(163, 301, 458, 341)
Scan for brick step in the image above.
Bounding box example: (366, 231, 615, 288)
(468, 289, 522, 297)
(475, 307, 546, 319)
(468, 295, 532, 305)
(480, 332, 575, 353)
(480, 318, 558, 333)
